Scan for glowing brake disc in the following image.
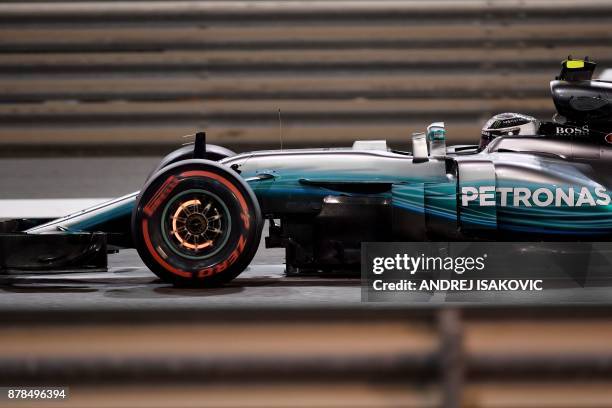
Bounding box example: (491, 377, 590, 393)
(170, 198, 223, 251)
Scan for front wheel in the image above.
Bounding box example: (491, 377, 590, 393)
(132, 159, 263, 287)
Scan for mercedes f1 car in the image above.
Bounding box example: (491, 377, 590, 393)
(2, 58, 611, 286)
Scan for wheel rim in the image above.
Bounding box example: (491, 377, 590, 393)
(161, 189, 231, 260)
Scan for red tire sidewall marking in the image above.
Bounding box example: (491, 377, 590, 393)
(141, 169, 252, 279)
(143, 176, 179, 217)
(198, 235, 246, 278)
(142, 219, 192, 278)
(180, 170, 251, 230)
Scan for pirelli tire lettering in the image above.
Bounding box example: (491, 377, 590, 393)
(132, 159, 263, 287)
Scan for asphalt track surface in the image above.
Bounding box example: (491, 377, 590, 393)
(0, 246, 368, 312)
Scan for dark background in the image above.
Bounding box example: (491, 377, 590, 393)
(1, 0, 611, 155)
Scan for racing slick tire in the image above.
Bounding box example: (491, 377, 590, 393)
(132, 159, 263, 287)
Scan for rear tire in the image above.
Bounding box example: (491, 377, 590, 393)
(132, 159, 262, 287)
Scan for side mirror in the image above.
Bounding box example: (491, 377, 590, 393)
(426, 122, 446, 157)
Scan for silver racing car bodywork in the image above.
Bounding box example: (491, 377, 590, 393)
(8, 58, 612, 281)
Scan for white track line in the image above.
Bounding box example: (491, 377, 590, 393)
(600, 69, 612, 81)
(0, 198, 111, 219)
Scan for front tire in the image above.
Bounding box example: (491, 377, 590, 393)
(146, 144, 236, 181)
(132, 159, 262, 287)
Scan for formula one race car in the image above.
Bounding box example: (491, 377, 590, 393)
(2, 57, 612, 286)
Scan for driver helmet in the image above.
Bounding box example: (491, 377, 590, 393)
(480, 112, 540, 150)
